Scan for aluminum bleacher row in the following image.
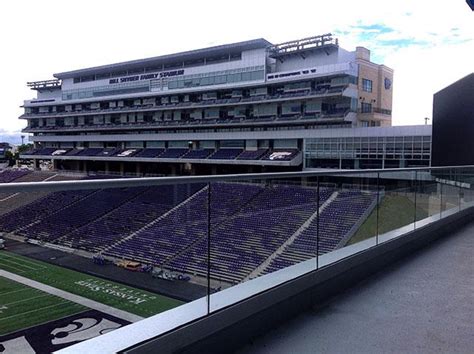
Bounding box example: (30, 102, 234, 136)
(0, 169, 30, 183)
(0, 180, 377, 284)
(24, 148, 301, 162)
(0, 172, 82, 217)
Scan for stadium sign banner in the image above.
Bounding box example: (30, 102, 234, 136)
(74, 279, 157, 305)
(109, 69, 185, 84)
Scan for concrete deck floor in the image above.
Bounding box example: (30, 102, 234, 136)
(238, 222, 474, 354)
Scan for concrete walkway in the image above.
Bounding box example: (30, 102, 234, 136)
(0, 269, 143, 323)
(238, 221, 474, 354)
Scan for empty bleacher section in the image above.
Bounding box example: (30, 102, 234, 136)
(0, 173, 83, 216)
(0, 188, 95, 233)
(134, 148, 163, 158)
(0, 179, 377, 285)
(236, 149, 268, 160)
(104, 186, 209, 268)
(182, 149, 214, 159)
(0, 170, 30, 183)
(209, 149, 243, 160)
(159, 148, 189, 159)
(23, 147, 300, 162)
(263, 189, 377, 274)
(163, 184, 326, 283)
(16, 187, 148, 242)
(56, 184, 204, 252)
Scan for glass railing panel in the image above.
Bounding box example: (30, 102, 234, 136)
(376, 170, 417, 238)
(339, 172, 381, 247)
(208, 176, 320, 312)
(318, 171, 379, 267)
(458, 167, 474, 210)
(1, 166, 473, 350)
(415, 169, 441, 225)
(0, 176, 207, 349)
(430, 168, 462, 217)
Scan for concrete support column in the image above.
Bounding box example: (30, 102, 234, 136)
(104, 162, 110, 174)
(170, 165, 177, 176)
(74, 160, 80, 173)
(83, 160, 88, 173)
(136, 163, 141, 177)
(119, 162, 125, 176)
(354, 159, 360, 169)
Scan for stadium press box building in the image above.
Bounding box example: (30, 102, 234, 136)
(20, 34, 431, 174)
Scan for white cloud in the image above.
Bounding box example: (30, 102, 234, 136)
(0, 0, 472, 131)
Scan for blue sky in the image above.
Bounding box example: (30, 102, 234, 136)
(0, 0, 472, 143)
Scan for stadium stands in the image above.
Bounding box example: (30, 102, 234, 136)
(263, 189, 377, 274)
(236, 149, 268, 160)
(134, 148, 164, 158)
(0, 177, 377, 285)
(209, 149, 243, 160)
(22, 147, 300, 162)
(0, 173, 83, 216)
(159, 148, 189, 159)
(16, 187, 147, 241)
(165, 184, 326, 282)
(0, 170, 30, 183)
(77, 148, 104, 156)
(96, 148, 121, 156)
(183, 149, 214, 159)
(56, 184, 204, 252)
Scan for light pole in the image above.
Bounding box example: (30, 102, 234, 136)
(424, 117, 430, 125)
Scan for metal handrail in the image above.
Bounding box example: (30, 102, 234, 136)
(0, 165, 472, 193)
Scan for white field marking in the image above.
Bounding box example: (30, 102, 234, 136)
(0, 257, 38, 271)
(0, 253, 47, 269)
(4, 293, 50, 307)
(0, 193, 19, 202)
(0, 287, 32, 297)
(43, 174, 58, 181)
(0, 270, 144, 323)
(0, 301, 73, 321)
(0, 260, 28, 274)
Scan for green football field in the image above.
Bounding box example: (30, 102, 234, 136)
(0, 251, 183, 318)
(0, 275, 86, 335)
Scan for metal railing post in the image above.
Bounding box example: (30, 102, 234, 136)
(207, 182, 211, 315)
(376, 172, 380, 245)
(316, 176, 320, 269)
(414, 170, 418, 229)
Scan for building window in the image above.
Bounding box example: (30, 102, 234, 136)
(361, 102, 372, 113)
(362, 78, 373, 92)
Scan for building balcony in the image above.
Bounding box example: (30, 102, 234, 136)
(21, 110, 353, 134)
(20, 86, 350, 120)
(1, 166, 470, 353)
